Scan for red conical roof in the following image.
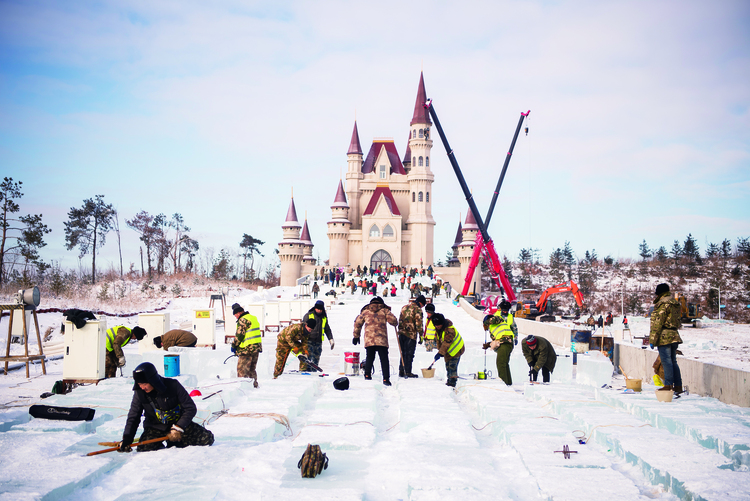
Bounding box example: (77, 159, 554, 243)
(347, 121, 363, 155)
(282, 198, 301, 228)
(452, 221, 463, 246)
(300, 220, 312, 245)
(403, 132, 412, 165)
(410, 72, 432, 126)
(331, 179, 349, 208)
(463, 209, 479, 230)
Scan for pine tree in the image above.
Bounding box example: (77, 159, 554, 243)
(706, 242, 719, 259)
(638, 239, 652, 261)
(64, 195, 115, 284)
(683, 234, 699, 260)
(240, 234, 264, 281)
(670, 240, 683, 266)
(655, 246, 668, 262)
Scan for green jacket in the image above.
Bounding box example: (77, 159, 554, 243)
(649, 292, 683, 346)
(521, 335, 557, 372)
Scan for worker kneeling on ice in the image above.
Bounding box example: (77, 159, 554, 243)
(522, 335, 556, 383)
(273, 318, 314, 378)
(118, 362, 215, 452)
(430, 313, 465, 388)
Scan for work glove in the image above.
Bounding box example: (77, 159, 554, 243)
(117, 356, 126, 367)
(231, 344, 236, 354)
(514, 337, 518, 346)
(352, 337, 360, 345)
(329, 339, 335, 350)
(649, 344, 654, 349)
(434, 353, 443, 362)
(117, 439, 132, 453)
(482, 342, 491, 350)
(529, 368, 538, 377)
(418, 338, 423, 345)
(167, 425, 183, 442)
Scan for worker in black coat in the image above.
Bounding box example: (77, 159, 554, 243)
(118, 362, 214, 452)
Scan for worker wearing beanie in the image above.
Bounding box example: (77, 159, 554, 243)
(483, 300, 518, 385)
(302, 300, 335, 371)
(649, 283, 683, 395)
(431, 313, 465, 388)
(105, 325, 146, 378)
(521, 335, 557, 383)
(398, 295, 426, 378)
(274, 317, 315, 378)
(231, 304, 263, 388)
(353, 296, 398, 386)
(118, 362, 214, 453)
(423, 303, 438, 352)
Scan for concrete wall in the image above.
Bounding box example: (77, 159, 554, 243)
(615, 343, 750, 408)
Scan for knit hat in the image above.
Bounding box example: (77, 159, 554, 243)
(525, 336, 538, 349)
(132, 326, 147, 341)
(499, 300, 511, 311)
(153, 336, 163, 349)
(370, 296, 384, 305)
(415, 295, 427, 306)
(655, 283, 670, 296)
(425, 303, 435, 313)
(305, 317, 317, 329)
(314, 300, 325, 310)
(431, 313, 445, 327)
(232, 303, 244, 315)
(333, 377, 350, 391)
(132, 362, 166, 392)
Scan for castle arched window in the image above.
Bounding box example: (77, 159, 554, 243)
(383, 224, 394, 237)
(412, 130, 416, 139)
(425, 156, 429, 167)
(379, 165, 386, 179)
(412, 156, 416, 165)
(419, 129, 424, 138)
(369, 225, 380, 238)
(412, 192, 415, 202)
(418, 192, 423, 202)
(426, 192, 429, 202)
(418, 156, 423, 166)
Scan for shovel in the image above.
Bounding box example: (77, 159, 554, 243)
(87, 436, 170, 456)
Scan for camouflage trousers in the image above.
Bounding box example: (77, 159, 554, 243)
(444, 355, 461, 381)
(300, 342, 322, 371)
(274, 340, 303, 378)
(237, 353, 259, 385)
(424, 338, 437, 352)
(137, 422, 215, 451)
(105, 351, 120, 379)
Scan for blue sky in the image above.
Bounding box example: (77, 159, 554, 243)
(1, 0, 748, 275)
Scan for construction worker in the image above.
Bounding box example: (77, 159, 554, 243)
(231, 304, 263, 388)
(423, 303, 438, 352)
(274, 318, 314, 378)
(398, 295, 426, 378)
(301, 300, 334, 371)
(353, 296, 398, 386)
(431, 313, 465, 387)
(649, 283, 684, 396)
(521, 335, 557, 383)
(482, 300, 518, 385)
(105, 325, 146, 378)
(118, 362, 214, 453)
(153, 329, 197, 350)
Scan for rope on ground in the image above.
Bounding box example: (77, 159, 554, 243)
(224, 412, 293, 434)
(574, 423, 653, 444)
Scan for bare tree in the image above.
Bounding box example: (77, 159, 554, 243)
(112, 208, 124, 277)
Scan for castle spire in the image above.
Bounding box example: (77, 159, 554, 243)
(410, 72, 432, 126)
(463, 209, 479, 230)
(331, 179, 348, 208)
(403, 131, 412, 166)
(283, 197, 301, 228)
(300, 219, 312, 244)
(453, 221, 464, 245)
(347, 120, 363, 155)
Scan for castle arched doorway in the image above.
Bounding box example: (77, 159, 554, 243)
(370, 249, 392, 272)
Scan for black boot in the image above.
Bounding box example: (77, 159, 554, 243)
(406, 372, 419, 378)
(364, 374, 372, 380)
(446, 378, 457, 388)
(383, 379, 392, 386)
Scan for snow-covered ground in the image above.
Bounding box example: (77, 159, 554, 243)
(1, 283, 749, 500)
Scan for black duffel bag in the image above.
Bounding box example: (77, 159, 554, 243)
(29, 405, 95, 422)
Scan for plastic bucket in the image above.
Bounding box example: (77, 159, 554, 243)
(625, 379, 642, 392)
(655, 389, 673, 402)
(164, 354, 180, 377)
(344, 352, 360, 376)
(421, 368, 435, 378)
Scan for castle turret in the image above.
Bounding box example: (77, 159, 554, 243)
(300, 219, 316, 267)
(278, 197, 304, 286)
(327, 179, 351, 268)
(458, 210, 481, 294)
(448, 221, 462, 267)
(406, 72, 436, 266)
(345, 121, 364, 229)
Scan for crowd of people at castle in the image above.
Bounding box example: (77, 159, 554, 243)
(310, 264, 447, 299)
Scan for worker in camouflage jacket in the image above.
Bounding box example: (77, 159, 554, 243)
(397, 295, 426, 378)
(231, 304, 263, 388)
(301, 300, 334, 371)
(649, 283, 684, 395)
(153, 329, 197, 350)
(521, 335, 556, 383)
(353, 296, 398, 386)
(119, 362, 214, 453)
(105, 325, 146, 378)
(431, 313, 465, 388)
(274, 318, 314, 378)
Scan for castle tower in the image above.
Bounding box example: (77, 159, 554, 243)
(458, 210, 481, 294)
(406, 72, 436, 266)
(345, 121, 364, 229)
(327, 180, 351, 268)
(278, 197, 304, 286)
(300, 219, 316, 267)
(448, 221, 462, 267)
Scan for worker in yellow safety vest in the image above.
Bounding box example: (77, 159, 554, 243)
(483, 300, 518, 385)
(105, 325, 146, 378)
(430, 313, 465, 388)
(231, 303, 263, 388)
(422, 303, 438, 352)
